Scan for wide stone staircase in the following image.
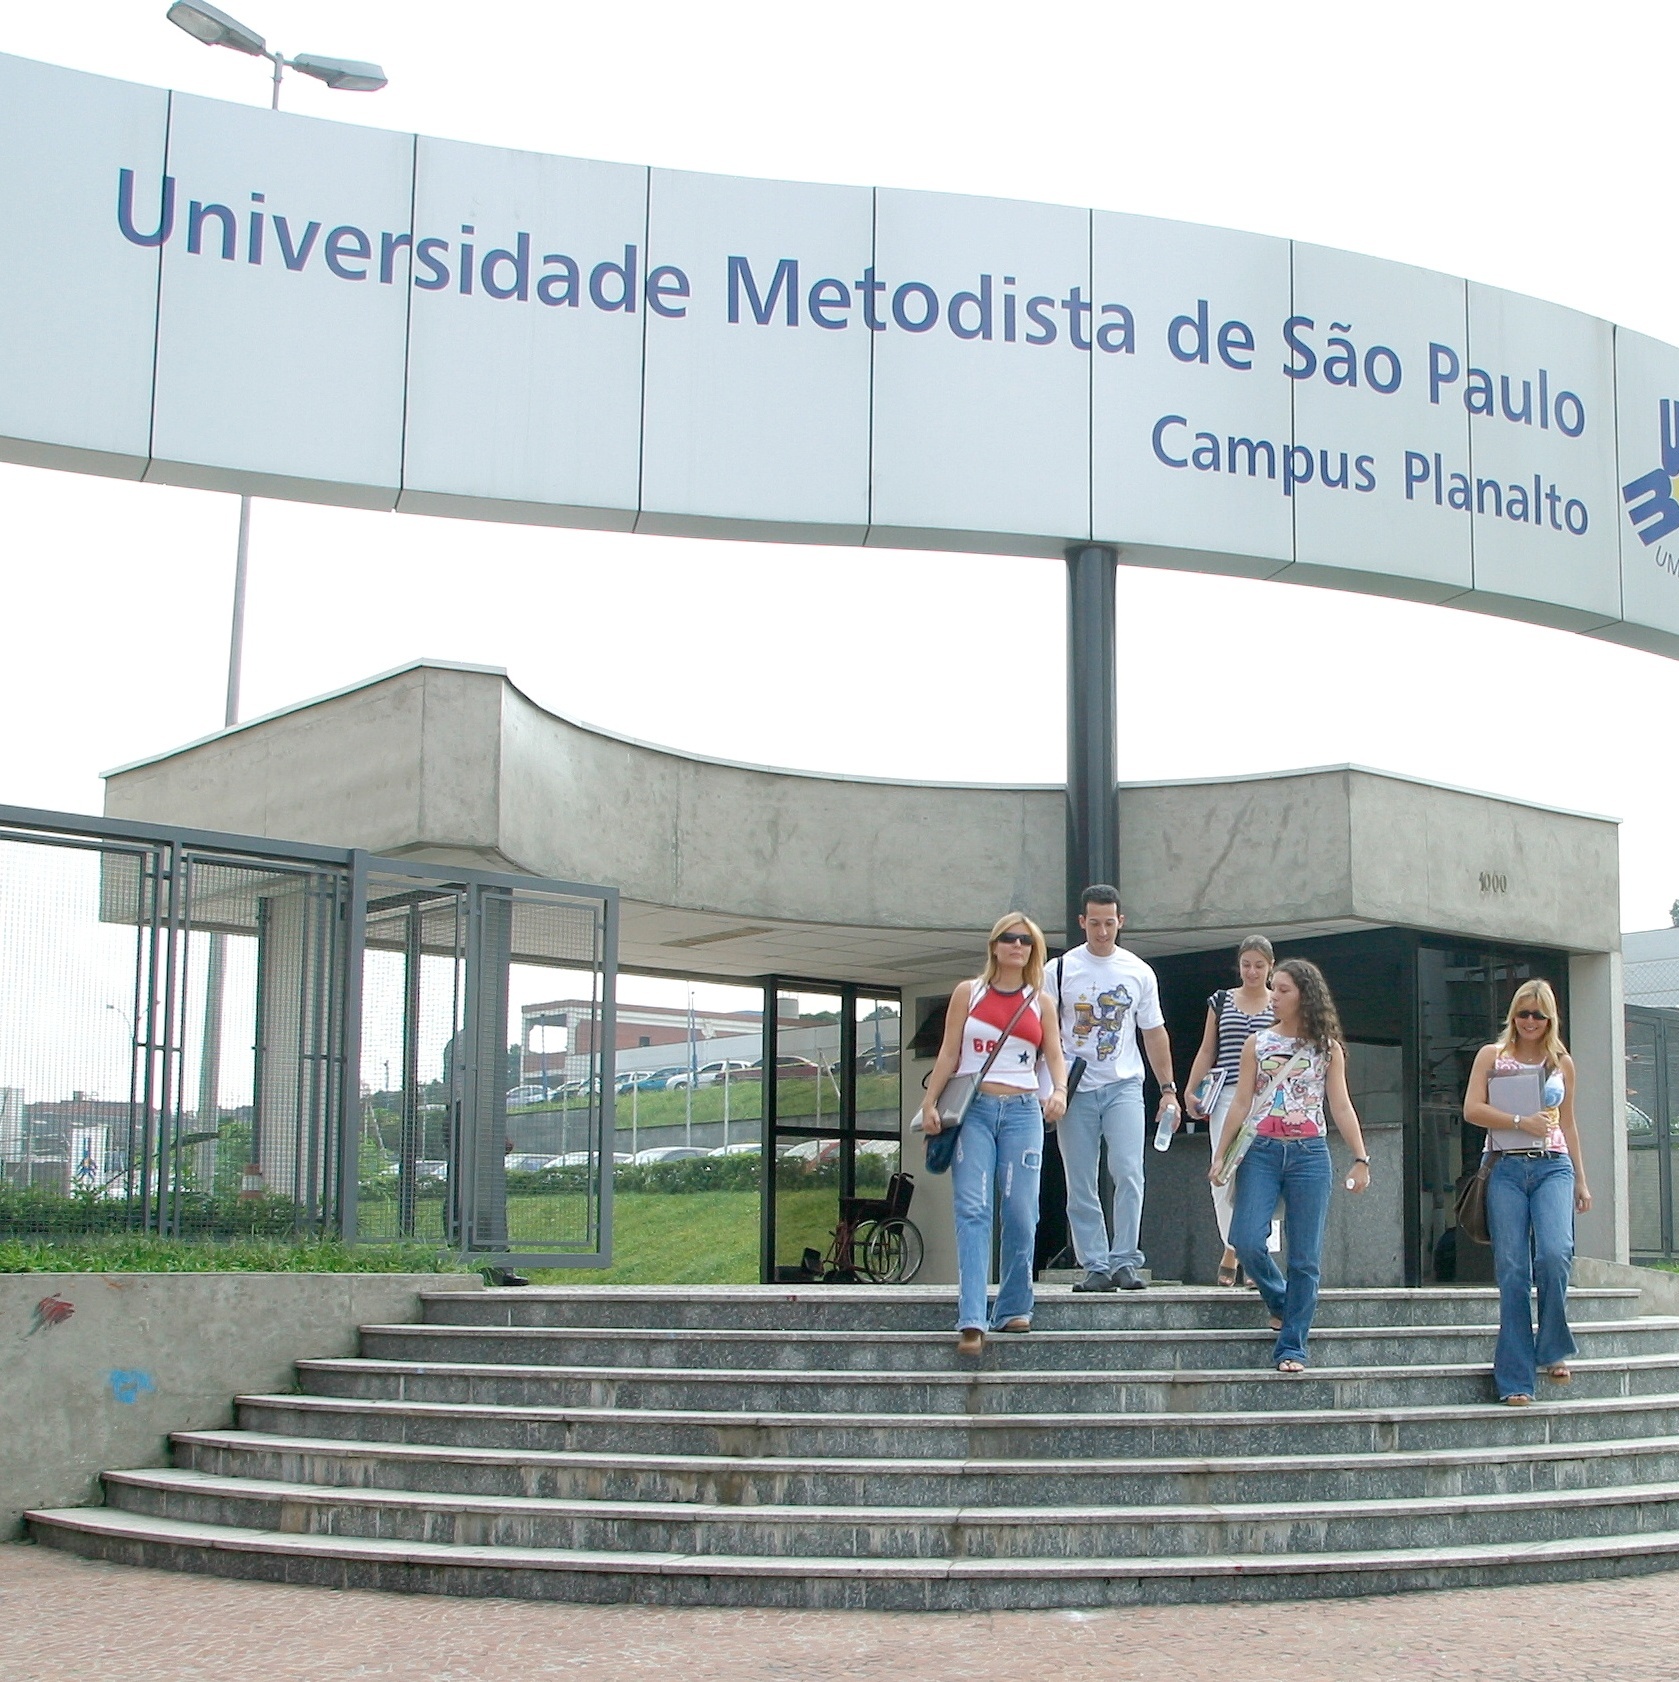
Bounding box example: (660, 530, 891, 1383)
(28, 1282, 1679, 1608)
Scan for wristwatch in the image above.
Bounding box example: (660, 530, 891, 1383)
(1159, 1081, 1178, 1093)
(1353, 1156, 1370, 1165)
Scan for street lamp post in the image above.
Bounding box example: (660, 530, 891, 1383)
(166, 4, 387, 1220)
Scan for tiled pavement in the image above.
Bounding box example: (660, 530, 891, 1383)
(2, 1543, 1676, 1681)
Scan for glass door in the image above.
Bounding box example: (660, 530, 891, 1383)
(1627, 1005, 1679, 1260)
(761, 980, 901, 1282)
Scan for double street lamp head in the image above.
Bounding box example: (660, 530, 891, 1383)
(165, 3, 387, 93)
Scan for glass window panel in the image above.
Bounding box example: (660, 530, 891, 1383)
(855, 994, 900, 1135)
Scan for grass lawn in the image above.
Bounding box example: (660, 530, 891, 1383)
(526, 1188, 841, 1285)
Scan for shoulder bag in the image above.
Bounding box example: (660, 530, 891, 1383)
(1209, 1043, 1315, 1187)
(1454, 1152, 1495, 1245)
(922, 984, 1037, 1175)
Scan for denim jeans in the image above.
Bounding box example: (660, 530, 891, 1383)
(1058, 1076, 1145, 1273)
(1230, 1134, 1332, 1366)
(950, 1091, 1043, 1331)
(1485, 1151, 1577, 1399)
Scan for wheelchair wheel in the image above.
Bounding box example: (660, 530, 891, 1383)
(859, 1217, 924, 1284)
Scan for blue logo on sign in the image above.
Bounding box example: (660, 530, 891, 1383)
(1621, 400, 1679, 546)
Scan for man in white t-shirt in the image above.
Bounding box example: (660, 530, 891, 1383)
(1051, 884, 1179, 1291)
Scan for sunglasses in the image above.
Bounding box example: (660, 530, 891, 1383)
(994, 932, 1034, 946)
(1514, 1009, 1550, 1023)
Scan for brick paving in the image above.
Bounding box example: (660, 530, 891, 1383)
(2, 1545, 1677, 1681)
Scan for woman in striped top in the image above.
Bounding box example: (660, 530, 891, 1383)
(1184, 936, 1276, 1286)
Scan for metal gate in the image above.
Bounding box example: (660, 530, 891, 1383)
(0, 806, 616, 1266)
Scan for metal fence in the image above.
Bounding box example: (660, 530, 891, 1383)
(0, 806, 616, 1266)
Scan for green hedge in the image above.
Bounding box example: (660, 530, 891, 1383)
(0, 1234, 468, 1273)
(0, 1186, 309, 1239)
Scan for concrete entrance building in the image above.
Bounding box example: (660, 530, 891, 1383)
(102, 656, 1627, 1289)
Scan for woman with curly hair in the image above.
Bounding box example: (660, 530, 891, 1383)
(1462, 979, 1592, 1405)
(1211, 957, 1371, 1372)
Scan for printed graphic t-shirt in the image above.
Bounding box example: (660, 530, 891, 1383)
(1053, 945, 1164, 1086)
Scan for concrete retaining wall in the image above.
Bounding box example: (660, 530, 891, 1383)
(3, 1271, 482, 1538)
(1572, 1255, 1679, 1316)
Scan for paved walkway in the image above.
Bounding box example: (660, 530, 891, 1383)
(1, 1543, 1674, 1681)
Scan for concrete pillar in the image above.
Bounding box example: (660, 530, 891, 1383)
(252, 882, 335, 1214)
(1569, 949, 1627, 1263)
(902, 975, 974, 1289)
(1065, 544, 1119, 936)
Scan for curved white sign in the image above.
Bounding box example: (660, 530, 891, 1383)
(3, 51, 1678, 658)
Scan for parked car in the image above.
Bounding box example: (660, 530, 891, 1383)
(707, 1141, 762, 1157)
(748, 1055, 822, 1079)
(616, 1069, 673, 1094)
(631, 1146, 710, 1164)
(505, 1084, 555, 1107)
(778, 1137, 841, 1168)
(505, 1152, 562, 1172)
(667, 1059, 753, 1090)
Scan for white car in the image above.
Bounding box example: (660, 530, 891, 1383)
(631, 1146, 710, 1164)
(666, 1059, 754, 1090)
(707, 1141, 762, 1157)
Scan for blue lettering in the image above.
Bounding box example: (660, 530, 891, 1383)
(1404, 450, 1430, 500)
(855, 266, 886, 331)
(590, 246, 638, 313)
(1169, 298, 1209, 364)
(1428, 342, 1460, 405)
(1151, 415, 1189, 468)
(1364, 345, 1401, 393)
(1282, 315, 1316, 380)
(807, 277, 850, 328)
(480, 232, 530, 300)
(1282, 445, 1314, 496)
(646, 264, 689, 318)
(1554, 390, 1586, 438)
(378, 231, 410, 285)
(1216, 318, 1253, 370)
(414, 237, 449, 291)
(273, 215, 322, 272)
(1024, 295, 1056, 345)
(325, 224, 371, 282)
(1061, 286, 1091, 350)
(892, 280, 938, 332)
(116, 167, 174, 247)
(1624, 467, 1679, 545)
(1096, 303, 1134, 354)
(1354, 454, 1376, 492)
(728, 254, 796, 325)
(1227, 436, 1276, 478)
(536, 254, 580, 306)
(186, 200, 235, 260)
(947, 275, 992, 341)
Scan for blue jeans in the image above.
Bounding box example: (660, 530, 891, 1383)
(950, 1091, 1043, 1331)
(1485, 1152, 1577, 1399)
(1058, 1076, 1145, 1273)
(1230, 1135, 1332, 1366)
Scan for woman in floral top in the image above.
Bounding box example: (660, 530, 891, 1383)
(1210, 958, 1371, 1372)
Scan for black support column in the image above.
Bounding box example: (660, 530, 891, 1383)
(1065, 543, 1119, 941)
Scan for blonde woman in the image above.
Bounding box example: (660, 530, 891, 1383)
(1184, 935, 1276, 1286)
(922, 913, 1068, 1355)
(1462, 980, 1593, 1406)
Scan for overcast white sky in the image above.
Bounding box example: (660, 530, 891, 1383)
(3, 0, 1677, 933)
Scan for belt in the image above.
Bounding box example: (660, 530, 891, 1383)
(1494, 1148, 1567, 1160)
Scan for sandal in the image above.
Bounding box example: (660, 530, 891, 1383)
(1545, 1363, 1573, 1384)
(1276, 1359, 1306, 1374)
(1217, 1262, 1239, 1288)
(1502, 1394, 1533, 1407)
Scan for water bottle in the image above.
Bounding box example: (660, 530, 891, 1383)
(1152, 1100, 1178, 1152)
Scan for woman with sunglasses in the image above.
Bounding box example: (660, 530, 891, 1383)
(921, 913, 1068, 1356)
(1462, 980, 1593, 1405)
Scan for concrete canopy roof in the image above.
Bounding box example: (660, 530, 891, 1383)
(102, 661, 1621, 982)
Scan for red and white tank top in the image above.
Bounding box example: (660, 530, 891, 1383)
(954, 981, 1044, 1091)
